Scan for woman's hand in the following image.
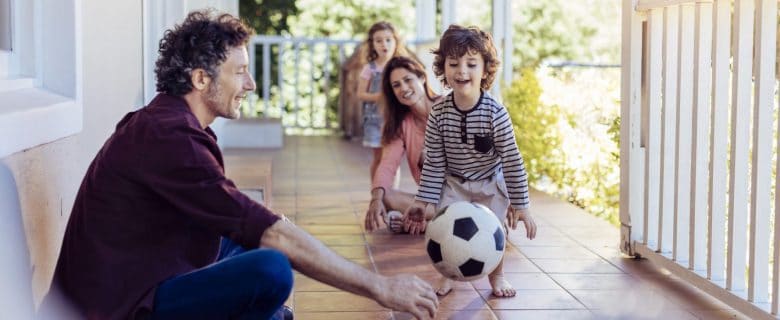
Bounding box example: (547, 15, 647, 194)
(364, 197, 387, 232)
(364, 187, 387, 232)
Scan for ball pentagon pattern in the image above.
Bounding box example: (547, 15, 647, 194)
(424, 201, 505, 281)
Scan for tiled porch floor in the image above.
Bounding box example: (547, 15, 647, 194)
(227, 135, 749, 320)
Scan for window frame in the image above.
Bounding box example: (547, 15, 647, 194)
(0, 0, 82, 158)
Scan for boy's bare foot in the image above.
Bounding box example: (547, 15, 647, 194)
(435, 276, 453, 296)
(488, 274, 516, 297)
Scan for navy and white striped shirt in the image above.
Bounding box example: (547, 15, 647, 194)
(415, 91, 530, 209)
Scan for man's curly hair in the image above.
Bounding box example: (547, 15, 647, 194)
(432, 25, 499, 90)
(155, 9, 254, 96)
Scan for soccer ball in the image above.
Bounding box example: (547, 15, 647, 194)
(425, 201, 505, 281)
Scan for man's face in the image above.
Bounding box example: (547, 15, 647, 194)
(443, 50, 486, 99)
(205, 46, 256, 120)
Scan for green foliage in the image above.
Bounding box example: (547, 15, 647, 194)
(288, 0, 414, 39)
(240, 0, 298, 36)
(239, 0, 299, 89)
(504, 68, 566, 186)
(505, 68, 621, 225)
(512, 1, 598, 69)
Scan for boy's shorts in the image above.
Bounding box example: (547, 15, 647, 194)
(437, 172, 510, 222)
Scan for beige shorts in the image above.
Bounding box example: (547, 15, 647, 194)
(437, 173, 510, 222)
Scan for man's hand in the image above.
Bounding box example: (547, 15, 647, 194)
(374, 274, 438, 319)
(506, 208, 537, 239)
(403, 201, 429, 235)
(364, 198, 387, 232)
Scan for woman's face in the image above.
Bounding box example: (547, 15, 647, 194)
(389, 67, 426, 108)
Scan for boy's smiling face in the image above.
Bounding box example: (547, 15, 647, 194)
(444, 50, 486, 101)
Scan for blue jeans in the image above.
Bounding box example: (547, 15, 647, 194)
(151, 239, 293, 320)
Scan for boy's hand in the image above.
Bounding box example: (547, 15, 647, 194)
(506, 208, 537, 239)
(403, 201, 429, 235)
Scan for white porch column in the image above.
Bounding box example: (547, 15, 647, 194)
(415, 0, 440, 93)
(441, 0, 456, 32)
(619, 0, 644, 255)
(491, 0, 513, 98)
(492, 0, 513, 87)
(416, 0, 436, 41)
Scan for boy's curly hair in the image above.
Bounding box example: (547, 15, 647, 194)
(155, 9, 254, 96)
(431, 25, 499, 90)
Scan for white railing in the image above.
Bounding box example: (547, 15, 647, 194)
(246, 35, 361, 130)
(620, 0, 779, 319)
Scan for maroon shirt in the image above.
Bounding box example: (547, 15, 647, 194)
(50, 94, 280, 319)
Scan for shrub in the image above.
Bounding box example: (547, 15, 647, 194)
(504, 68, 621, 225)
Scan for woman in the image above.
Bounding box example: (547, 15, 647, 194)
(364, 56, 440, 232)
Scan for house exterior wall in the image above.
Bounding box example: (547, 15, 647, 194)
(0, 0, 237, 308)
(2, 0, 143, 304)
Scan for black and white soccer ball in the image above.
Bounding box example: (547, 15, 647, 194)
(425, 201, 505, 281)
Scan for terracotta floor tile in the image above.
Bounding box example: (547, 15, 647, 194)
(296, 203, 355, 213)
(436, 289, 490, 311)
(510, 234, 580, 247)
(501, 259, 543, 273)
(300, 224, 364, 235)
(294, 291, 386, 312)
(294, 274, 341, 292)
(518, 246, 601, 259)
(395, 309, 497, 320)
(412, 271, 476, 291)
(365, 233, 428, 247)
(477, 289, 585, 310)
(295, 311, 392, 320)
(590, 308, 698, 319)
(493, 310, 596, 320)
(688, 309, 752, 320)
(374, 255, 438, 275)
(549, 274, 637, 290)
(314, 245, 369, 260)
(471, 273, 561, 290)
(568, 289, 677, 310)
(310, 234, 365, 246)
(644, 278, 737, 311)
(296, 214, 360, 225)
(531, 258, 624, 274)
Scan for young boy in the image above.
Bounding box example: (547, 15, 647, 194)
(403, 25, 537, 297)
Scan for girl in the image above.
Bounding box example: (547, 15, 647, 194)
(356, 21, 404, 181)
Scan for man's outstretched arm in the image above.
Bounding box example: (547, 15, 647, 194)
(260, 219, 438, 319)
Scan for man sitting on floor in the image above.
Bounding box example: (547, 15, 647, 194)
(45, 9, 438, 320)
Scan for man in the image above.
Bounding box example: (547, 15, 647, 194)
(47, 10, 438, 320)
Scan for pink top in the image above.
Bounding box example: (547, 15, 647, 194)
(372, 112, 427, 190)
(360, 63, 380, 80)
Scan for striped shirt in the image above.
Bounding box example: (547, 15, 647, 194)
(415, 91, 530, 209)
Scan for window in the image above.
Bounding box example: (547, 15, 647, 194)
(0, 0, 10, 51)
(0, 0, 82, 158)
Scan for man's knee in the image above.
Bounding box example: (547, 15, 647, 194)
(243, 249, 293, 300)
